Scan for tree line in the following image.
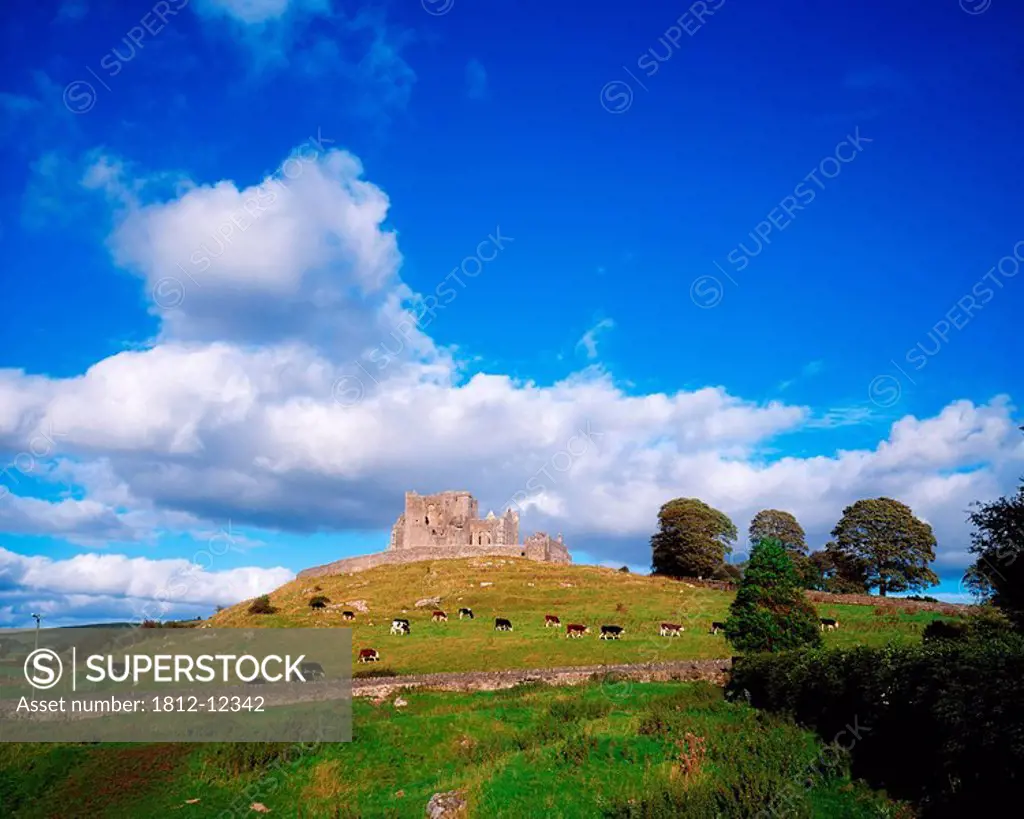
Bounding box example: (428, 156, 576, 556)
(650, 496, 939, 596)
(650, 467, 1024, 630)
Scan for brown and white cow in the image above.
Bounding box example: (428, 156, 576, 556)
(432, 610, 448, 622)
(544, 614, 561, 628)
(566, 623, 589, 638)
(358, 648, 380, 663)
(659, 622, 683, 637)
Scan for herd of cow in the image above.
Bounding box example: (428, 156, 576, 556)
(352, 608, 840, 663)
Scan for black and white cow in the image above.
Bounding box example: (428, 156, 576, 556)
(820, 618, 840, 632)
(494, 617, 513, 631)
(458, 607, 474, 619)
(709, 621, 726, 635)
(390, 618, 411, 635)
(599, 625, 624, 640)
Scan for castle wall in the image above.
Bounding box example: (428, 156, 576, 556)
(303, 490, 569, 578)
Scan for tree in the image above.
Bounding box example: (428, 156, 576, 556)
(830, 498, 939, 596)
(723, 538, 821, 652)
(713, 562, 742, 582)
(650, 498, 737, 578)
(308, 595, 330, 610)
(966, 480, 1024, 628)
(748, 509, 808, 555)
(803, 544, 871, 593)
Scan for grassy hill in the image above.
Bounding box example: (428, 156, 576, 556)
(210, 557, 955, 675)
(0, 681, 908, 818)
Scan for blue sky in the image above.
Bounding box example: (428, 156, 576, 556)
(0, 0, 1021, 624)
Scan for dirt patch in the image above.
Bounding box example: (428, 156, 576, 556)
(47, 743, 191, 815)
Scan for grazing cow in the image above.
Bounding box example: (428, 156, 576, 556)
(710, 622, 726, 635)
(820, 618, 840, 632)
(600, 625, 625, 640)
(544, 614, 561, 628)
(494, 617, 513, 631)
(341, 611, 356, 621)
(357, 648, 380, 663)
(458, 607, 474, 619)
(298, 661, 325, 681)
(432, 610, 448, 622)
(390, 618, 411, 635)
(660, 622, 683, 637)
(565, 623, 589, 638)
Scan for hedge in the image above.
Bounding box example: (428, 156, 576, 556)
(727, 634, 1024, 815)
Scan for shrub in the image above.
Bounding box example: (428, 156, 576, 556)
(922, 619, 967, 643)
(353, 666, 398, 678)
(728, 635, 1024, 814)
(725, 538, 821, 653)
(247, 595, 276, 615)
(713, 562, 742, 582)
(308, 595, 330, 610)
(619, 565, 630, 573)
(140, 619, 160, 628)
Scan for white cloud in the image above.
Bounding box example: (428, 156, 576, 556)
(2, 142, 1022, 603)
(0, 547, 292, 626)
(195, 0, 329, 26)
(576, 318, 615, 360)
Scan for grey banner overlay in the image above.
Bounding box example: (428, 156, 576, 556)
(0, 627, 351, 742)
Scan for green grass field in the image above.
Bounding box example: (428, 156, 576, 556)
(0, 681, 910, 818)
(210, 558, 959, 675)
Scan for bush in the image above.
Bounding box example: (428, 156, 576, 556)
(922, 619, 967, 643)
(308, 595, 330, 610)
(727, 635, 1024, 814)
(352, 666, 398, 678)
(725, 538, 821, 653)
(712, 562, 742, 582)
(619, 565, 630, 573)
(247, 595, 276, 615)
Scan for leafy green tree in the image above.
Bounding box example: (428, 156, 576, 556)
(724, 538, 822, 652)
(713, 562, 742, 582)
(830, 498, 939, 596)
(802, 544, 871, 593)
(650, 498, 737, 578)
(966, 479, 1024, 628)
(749, 509, 808, 555)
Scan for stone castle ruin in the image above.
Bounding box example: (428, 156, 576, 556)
(298, 491, 571, 579)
